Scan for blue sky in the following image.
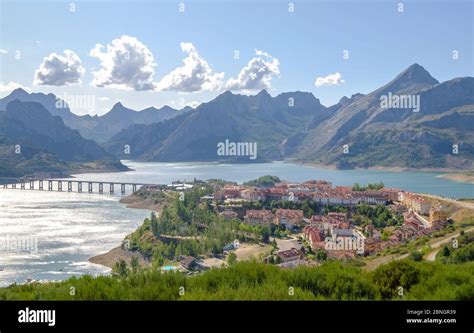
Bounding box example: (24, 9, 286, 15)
(0, 0, 472, 115)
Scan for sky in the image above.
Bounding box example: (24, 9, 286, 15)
(0, 0, 472, 116)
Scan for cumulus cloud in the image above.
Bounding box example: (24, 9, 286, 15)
(90, 35, 156, 91)
(34, 50, 85, 86)
(0, 49, 7, 54)
(314, 72, 345, 87)
(225, 50, 280, 92)
(156, 42, 224, 93)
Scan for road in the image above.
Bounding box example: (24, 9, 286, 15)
(365, 226, 474, 268)
(424, 226, 474, 261)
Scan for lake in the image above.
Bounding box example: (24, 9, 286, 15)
(0, 161, 472, 287)
(73, 161, 473, 199)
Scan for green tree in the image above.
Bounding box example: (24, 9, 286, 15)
(227, 252, 237, 266)
(409, 251, 423, 262)
(316, 249, 327, 261)
(261, 227, 270, 243)
(112, 259, 129, 278)
(151, 212, 159, 236)
(372, 260, 420, 299)
(442, 246, 451, 257)
(131, 256, 140, 273)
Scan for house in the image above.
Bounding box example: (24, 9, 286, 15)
(310, 215, 332, 235)
(389, 232, 403, 244)
(303, 225, 326, 251)
(240, 188, 265, 202)
(327, 212, 348, 223)
(380, 188, 401, 202)
(332, 228, 354, 238)
(412, 197, 431, 215)
(364, 237, 386, 255)
(263, 188, 288, 201)
(219, 209, 239, 220)
(180, 256, 199, 270)
(244, 209, 274, 226)
(400, 192, 431, 215)
(389, 204, 407, 214)
(335, 186, 353, 193)
(293, 191, 314, 202)
(310, 213, 351, 234)
(357, 191, 389, 205)
(222, 185, 244, 198)
(274, 209, 304, 229)
(277, 248, 304, 263)
(430, 219, 448, 231)
(304, 180, 332, 191)
(403, 211, 425, 229)
(313, 192, 359, 206)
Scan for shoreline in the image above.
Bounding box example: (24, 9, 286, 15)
(65, 162, 133, 178)
(436, 173, 474, 184)
(293, 160, 470, 174)
(89, 246, 149, 269)
(88, 191, 163, 269)
(118, 193, 163, 212)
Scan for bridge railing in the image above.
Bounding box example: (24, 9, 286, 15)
(0, 177, 166, 195)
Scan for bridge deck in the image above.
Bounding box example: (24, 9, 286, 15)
(0, 177, 163, 187)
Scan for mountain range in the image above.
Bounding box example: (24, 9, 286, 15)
(0, 100, 127, 177)
(1, 63, 473, 176)
(104, 89, 329, 162)
(292, 64, 474, 169)
(104, 64, 474, 169)
(0, 88, 190, 143)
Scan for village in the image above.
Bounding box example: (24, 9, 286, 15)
(169, 178, 451, 272)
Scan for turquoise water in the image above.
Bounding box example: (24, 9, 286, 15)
(71, 161, 473, 199)
(161, 266, 178, 271)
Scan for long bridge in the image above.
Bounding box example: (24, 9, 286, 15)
(0, 177, 165, 195)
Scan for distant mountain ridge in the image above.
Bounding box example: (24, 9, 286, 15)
(104, 89, 330, 162)
(0, 89, 190, 143)
(104, 64, 474, 169)
(2, 63, 473, 170)
(0, 100, 127, 177)
(293, 64, 474, 169)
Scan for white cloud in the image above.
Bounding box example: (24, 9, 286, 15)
(314, 72, 345, 87)
(97, 97, 110, 102)
(156, 42, 224, 93)
(90, 35, 156, 91)
(0, 49, 7, 54)
(186, 101, 201, 109)
(169, 98, 201, 109)
(34, 50, 85, 86)
(225, 49, 280, 92)
(0, 81, 25, 94)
